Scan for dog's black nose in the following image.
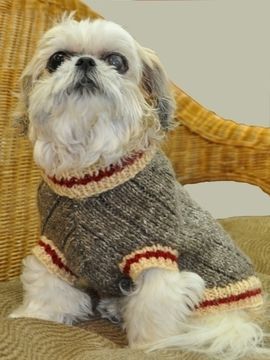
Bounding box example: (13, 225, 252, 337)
(75, 57, 96, 71)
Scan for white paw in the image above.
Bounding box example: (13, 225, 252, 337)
(13, 255, 94, 325)
(9, 305, 53, 321)
(97, 298, 122, 324)
(123, 268, 205, 348)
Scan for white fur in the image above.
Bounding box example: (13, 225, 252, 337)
(122, 268, 205, 347)
(147, 309, 269, 360)
(21, 17, 164, 176)
(97, 297, 122, 324)
(9, 255, 92, 324)
(121, 268, 270, 360)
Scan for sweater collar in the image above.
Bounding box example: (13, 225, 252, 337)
(42, 146, 156, 199)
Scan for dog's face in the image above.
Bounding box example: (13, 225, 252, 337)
(16, 16, 174, 175)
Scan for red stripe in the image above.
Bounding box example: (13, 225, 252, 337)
(198, 288, 262, 309)
(39, 240, 75, 276)
(123, 250, 178, 276)
(48, 151, 144, 188)
(123, 250, 262, 309)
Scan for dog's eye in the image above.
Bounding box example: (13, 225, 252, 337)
(47, 51, 69, 73)
(104, 53, 128, 74)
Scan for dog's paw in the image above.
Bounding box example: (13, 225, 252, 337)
(123, 268, 205, 348)
(9, 305, 52, 321)
(9, 302, 93, 324)
(97, 298, 122, 324)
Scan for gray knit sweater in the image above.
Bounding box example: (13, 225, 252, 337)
(35, 149, 263, 314)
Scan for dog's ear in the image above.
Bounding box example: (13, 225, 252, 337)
(13, 68, 33, 136)
(139, 47, 175, 130)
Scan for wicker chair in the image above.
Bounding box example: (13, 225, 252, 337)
(0, 1, 269, 359)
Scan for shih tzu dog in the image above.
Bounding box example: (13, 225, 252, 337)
(10, 14, 269, 359)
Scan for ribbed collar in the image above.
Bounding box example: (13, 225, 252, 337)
(42, 146, 157, 199)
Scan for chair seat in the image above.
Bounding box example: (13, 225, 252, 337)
(0, 216, 269, 360)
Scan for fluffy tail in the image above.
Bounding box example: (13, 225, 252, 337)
(122, 268, 270, 360)
(149, 308, 270, 360)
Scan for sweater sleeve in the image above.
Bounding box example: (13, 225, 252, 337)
(119, 245, 180, 281)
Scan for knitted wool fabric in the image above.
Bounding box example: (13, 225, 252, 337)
(33, 147, 263, 314)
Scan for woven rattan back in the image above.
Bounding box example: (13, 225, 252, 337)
(0, 0, 100, 281)
(166, 86, 270, 194)
(1, 0, 270, 281)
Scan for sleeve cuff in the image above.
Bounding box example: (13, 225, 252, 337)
(119, 245, 179, 281)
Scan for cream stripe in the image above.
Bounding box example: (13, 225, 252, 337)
(119, 245, 179, 273)
(195, 275, 263, 315)
(32, 236, 77, 285)
(202, 276, 261, 301)
(43, 147, 156, 199)
(33, 237, 263, 315)
(119, 245, 179, 281)
(39, 236, 70, 265)
(129, 258, 179, 281)
(196, 294, 263, 316)
(120, 246, 263, 313)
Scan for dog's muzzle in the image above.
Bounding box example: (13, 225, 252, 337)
(72, 56, 98, 94)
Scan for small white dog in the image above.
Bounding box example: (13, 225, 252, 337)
(10, 14, 269, 359)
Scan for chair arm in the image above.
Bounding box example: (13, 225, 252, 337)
(164, 85, 270, 196)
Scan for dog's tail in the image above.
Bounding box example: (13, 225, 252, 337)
(148, 307, 270, 360)
(122, 268, 270, 360)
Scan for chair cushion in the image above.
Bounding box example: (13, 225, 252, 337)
(220, 216, 270, 275)
(0, 216, 269, 360)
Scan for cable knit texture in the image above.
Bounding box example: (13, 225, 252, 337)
(35, 148, 263, 313)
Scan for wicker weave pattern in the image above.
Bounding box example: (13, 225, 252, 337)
(0, 0, 100, 281)
(165, 124, 270, 194)
(0, 0, 269, 281)
(164, 86, 270, 194)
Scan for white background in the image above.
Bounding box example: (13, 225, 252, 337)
(83, 0, 270, 219)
